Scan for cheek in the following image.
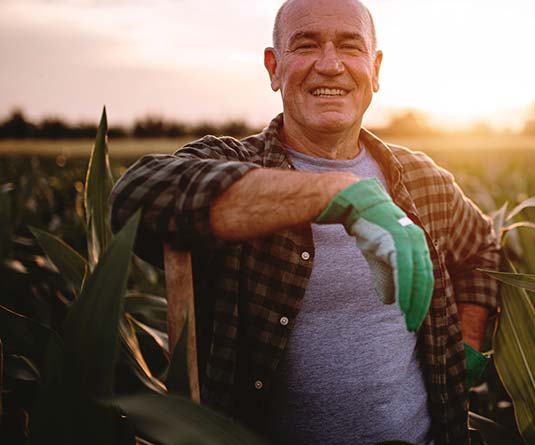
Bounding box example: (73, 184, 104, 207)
(347, 59, 377, 82)
(280, 58, 313, 89)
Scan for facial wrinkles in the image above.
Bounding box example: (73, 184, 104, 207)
(270, 0, 379, 160)
(280, 1, 374, 54)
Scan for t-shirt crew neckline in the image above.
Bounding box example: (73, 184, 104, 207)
(283, 144, 367, 169)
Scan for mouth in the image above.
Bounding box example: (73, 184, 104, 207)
(310, 87, 348, 97)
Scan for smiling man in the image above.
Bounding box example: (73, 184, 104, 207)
(265, 0, 381, 158)
(110, 0, 500, 443)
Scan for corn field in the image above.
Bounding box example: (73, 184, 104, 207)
(1, 109, 535, 444)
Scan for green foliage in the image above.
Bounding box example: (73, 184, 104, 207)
(468, 411, 523, 445)
(4, 112, 534, 443)
(119, 315, 167, 394)
(0, 184, 13, 260)
(0, 107, 266, 444)
(482, 270, 535, 294)
(481, 262, 535, 444)
(85, 107, 114, 268)
(0, 305, 61, 380)
(109, 393, 269, 444)
(124, 292, 167, 331)
(30, 211, 140, 444)
(473, 195, 535, 444)
(63, 210, 140, 398)
(29, 226, 88, 293)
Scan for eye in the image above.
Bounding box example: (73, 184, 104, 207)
(294, 42, 317, 51)
(340, 43, 363, 51)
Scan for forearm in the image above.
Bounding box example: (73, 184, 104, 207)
(458, 303, 489, 351)
(210, 168, 359, 240)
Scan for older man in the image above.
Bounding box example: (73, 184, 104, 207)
(110, 0, 500, 443)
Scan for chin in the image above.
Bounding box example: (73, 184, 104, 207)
(309, 114, 357, 133)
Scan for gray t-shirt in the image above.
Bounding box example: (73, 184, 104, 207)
(266, 145, 432, 445)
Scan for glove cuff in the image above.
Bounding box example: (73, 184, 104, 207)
(315, 177, 391, 227)
(464, 343, 489, 389)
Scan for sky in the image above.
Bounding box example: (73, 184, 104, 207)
(1, 0, 534, 130)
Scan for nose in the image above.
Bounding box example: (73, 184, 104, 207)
(314, 43, 344, 76)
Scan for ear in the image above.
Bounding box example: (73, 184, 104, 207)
(264, 47, 281, 92)
(372, 50, 383, 93)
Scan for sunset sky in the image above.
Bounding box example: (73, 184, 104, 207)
(1, 0, 534, 130)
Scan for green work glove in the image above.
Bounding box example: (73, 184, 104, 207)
(315, 177, 434, 332)
(465, 343, 489, 389)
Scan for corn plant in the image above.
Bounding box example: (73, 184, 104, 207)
(477, 198, 535, 444)
(4, 107, 532, 444)
(0, 108, 267, 444)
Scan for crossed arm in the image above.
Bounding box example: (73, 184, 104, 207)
(209, 168, 358, 240)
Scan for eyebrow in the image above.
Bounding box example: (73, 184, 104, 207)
(288, 31, 367, 48)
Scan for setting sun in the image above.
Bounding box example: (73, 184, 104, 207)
(372, 0, 535, 129)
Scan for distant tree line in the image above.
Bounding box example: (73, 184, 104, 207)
(0, 110, 261, 140)
(1, 108, 533, 140)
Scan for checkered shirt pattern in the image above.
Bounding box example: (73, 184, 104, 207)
(110, 114, 500, 445)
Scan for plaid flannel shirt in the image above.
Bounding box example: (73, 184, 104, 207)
(110, 114, 500, 445)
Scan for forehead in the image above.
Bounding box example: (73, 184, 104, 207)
(280, 0, 372, 44)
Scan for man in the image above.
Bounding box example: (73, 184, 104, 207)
(110, 0, 500, 443)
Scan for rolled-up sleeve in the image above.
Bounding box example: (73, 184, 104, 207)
(445, 177, 501, 312)
(110, 135, 260, 266)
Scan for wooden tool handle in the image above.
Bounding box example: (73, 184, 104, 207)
(163, 245, 200, 402)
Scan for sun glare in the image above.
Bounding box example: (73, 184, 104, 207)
(0, 0, 533, 129)
(372, 0, 535, 129)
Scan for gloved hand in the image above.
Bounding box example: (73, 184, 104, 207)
(464, 343, 489, 389)
(315, 177, 434, 332)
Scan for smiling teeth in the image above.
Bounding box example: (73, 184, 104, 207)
(312, 88, 346, 96)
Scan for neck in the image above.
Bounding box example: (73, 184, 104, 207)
(282, 120, 363, 160)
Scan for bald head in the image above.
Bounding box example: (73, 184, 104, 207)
(272, 0, 377, 53)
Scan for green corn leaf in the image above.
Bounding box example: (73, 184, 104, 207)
(518, 225, 535, 274)
(34, 396, 136, 445)
(4, 354, 40, 382)
(108, 392, 269, 445)
(130, 256, 165, 296)
(33, 383, 135, 445)
(128, 313, 169, 356)
(62, 210, 140, 399)
(30, 321, 135, 445)
(29, 226, 88, 295)
(124, 292, 167, 331)
(480, 269, 535, 293)
(0, 183, 13, 260)
(0, 304, 61, 374)
(492, 260, 535, 443)
(84, 106, 115, 269)
(502, 221, 535, 233)
(507, 197, 535, 221)
(119, 316, 167, 394)
(491, 201, 508, 241)
(468, 411, 523, 445)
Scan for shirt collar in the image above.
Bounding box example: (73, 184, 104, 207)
(260, 113, 419, 218)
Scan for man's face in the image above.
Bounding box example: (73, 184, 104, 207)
(265, 0, 382, 136)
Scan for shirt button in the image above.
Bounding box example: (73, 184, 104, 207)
(301, 251, 310, 261)
(254, 380, 264, 390)
(280, 316, 289, 326)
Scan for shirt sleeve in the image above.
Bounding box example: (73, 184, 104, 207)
(445, 176, 501, 312)
(109, 135, 260, 267)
